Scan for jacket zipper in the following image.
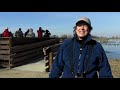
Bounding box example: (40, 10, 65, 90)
(77, 48, 82, 73)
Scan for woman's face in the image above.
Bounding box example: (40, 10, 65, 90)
(75, 24, 90, 40)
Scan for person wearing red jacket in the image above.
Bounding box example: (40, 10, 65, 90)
(37, 27, 44, 38)
(2, 28, 10, 37)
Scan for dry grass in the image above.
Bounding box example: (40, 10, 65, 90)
(109, 59, 120, 78)
(0, 69, 49, 78)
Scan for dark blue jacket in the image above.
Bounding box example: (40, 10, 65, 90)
(49, 34, 113, 78)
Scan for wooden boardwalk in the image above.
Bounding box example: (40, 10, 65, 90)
(13, 58, 46, 72)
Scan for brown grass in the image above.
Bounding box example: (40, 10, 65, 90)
(0, 69, 49, 78)
(109, 59, 120, 78)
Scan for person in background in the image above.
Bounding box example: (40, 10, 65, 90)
(9, 31, 13, 37)
(37, 27, 45, 38)
(26, 28, 35, 37)
(49, 17, 113, 78)
(15, 28, 24, 37)
(2, 28, 10, 37)
(24, 29, 29, 37)
(44, 29, 51, 38)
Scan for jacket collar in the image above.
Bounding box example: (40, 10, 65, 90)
(73, 33, 92, 46)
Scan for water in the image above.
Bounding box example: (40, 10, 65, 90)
(101, 39, 120, 60)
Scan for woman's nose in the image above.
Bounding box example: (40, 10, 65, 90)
(81, 25, 84, 29)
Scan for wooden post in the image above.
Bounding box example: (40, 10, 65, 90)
(43, 47, 51, 72)
(49, 51, 53, 71)
(8, 37, 12, 69)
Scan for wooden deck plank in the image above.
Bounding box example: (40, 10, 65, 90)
(10, 39, 59, 53)
(11, 47, 43, 59)
(0, 50, 10, 54)
(0, 55, 10, 60)
(0, 41, 9, 44)
(11, 52, 44, 63)
(0, 45, 10, 49)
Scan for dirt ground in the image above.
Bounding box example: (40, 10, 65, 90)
(0, 69, 49, 78)
(0, 59, 120, 78)
(0, 59, 49, 78)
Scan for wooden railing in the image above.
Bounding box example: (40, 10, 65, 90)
(43, 43, 61, 72)
(0, 37, 60, 69)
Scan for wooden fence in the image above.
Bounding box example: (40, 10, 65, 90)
(0, 37, 60, 69)
(43, 43, 61, 72)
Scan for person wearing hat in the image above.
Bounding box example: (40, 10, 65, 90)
(37, 27, 45, 38)
(26, 28, 35, 37)
(44, 29, 51, 38)
(49, 17, 113, 78)
(15, 28, 24, 37)
(2, 28, 10, 37)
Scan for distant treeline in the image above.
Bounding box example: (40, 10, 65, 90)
(59, 34, 120, 44)
(59, 34, 120, 39)
(92, 35, 120, 39)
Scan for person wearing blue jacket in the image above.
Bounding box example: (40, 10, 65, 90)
(49, 17, 113, 78)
